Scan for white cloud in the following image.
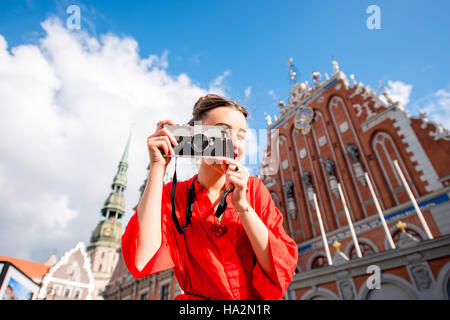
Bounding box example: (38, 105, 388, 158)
(0, 18, 228, 262)
(380, 80, 450, 129)
(268, 89, 277, 100)
(244, 86, 252, 99)
(384, 80, 413, 106)
(418, 88, 450, 129)
(189, 52, 202, 65)
(209, 69, 231, 94)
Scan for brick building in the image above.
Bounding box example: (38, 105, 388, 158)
(102, 249, 181, 300)
(260, 60, 450, 299)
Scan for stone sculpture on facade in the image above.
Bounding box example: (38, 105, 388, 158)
(302, 171, 316, 208)
(284, 180, 297, 219)
(321, 158, 340, 199)
(346, 142, 367, 186)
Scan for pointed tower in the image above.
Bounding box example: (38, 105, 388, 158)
(87, 132, 131, 300)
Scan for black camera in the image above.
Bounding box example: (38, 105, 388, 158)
(163, 124, 235, 159)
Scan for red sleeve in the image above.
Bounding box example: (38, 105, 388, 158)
(250, 177, 298, 299)
(121, 183, 175, 278)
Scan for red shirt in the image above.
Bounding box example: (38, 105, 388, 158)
(121, 175, 298, 300)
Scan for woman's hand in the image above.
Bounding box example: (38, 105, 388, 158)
(220, 157, 250, 212)
(147, 120, 178, 169)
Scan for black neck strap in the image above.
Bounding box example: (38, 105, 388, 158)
(214, 186, 234, 218)
(170, 159, 235, 234)
(171, 159, 196, 234)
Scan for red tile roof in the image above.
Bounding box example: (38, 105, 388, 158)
(0, 256, 52, 280)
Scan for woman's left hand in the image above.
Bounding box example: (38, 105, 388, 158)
(220, 158, 250, 212)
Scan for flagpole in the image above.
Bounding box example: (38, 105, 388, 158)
(393, 160, 433, 240)
(365, 172, 396, 249)
(337, 183, 362, 258)
(312, 193, 333, 266)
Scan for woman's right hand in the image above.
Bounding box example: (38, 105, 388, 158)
(147, 120, 178, 168)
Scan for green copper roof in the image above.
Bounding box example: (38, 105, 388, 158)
(101, 132, 132, 219)
(88, 220, 123, 250)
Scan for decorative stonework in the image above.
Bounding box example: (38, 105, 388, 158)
(338, 280, 356, 300)
(38, 242, 95, 300)
(353, 102, 374, 119)
(389, 110, 443, 192)
(409, 263, 434, 292)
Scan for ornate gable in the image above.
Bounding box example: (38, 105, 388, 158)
(37, 242, 95, 300)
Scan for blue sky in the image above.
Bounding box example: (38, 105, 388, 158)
(1, 0, 450, 126)
(0, 0, 449, 262)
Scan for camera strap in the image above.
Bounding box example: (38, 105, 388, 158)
(171, 159, 196, 234)
(170, 158, 235, 234)
(214, 186, 234, 218)
(215, 166, 238, 218)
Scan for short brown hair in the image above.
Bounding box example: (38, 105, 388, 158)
(188, 94, 248, 125)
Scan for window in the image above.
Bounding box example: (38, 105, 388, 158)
(67, 262, 81, 282)
(140, 292, 148, 300)
(101, 252, 105, 259)
(64, 287, 72, 298)
(311, 255, 328, 270)
(98, 264, 102, 272)
(51, 284, 62, 296)
(160, 284, 170, 300)
(74, 288, 82, 299)
(349, 243, 376, 259)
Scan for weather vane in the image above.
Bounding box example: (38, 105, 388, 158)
(288, 58, 299, 83)
(377, 80, 385, 95)
(278, 99, 286, 111)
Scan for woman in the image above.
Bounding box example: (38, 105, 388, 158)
(121, 94, 298, 300)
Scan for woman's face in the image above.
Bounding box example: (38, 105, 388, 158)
(200, 106, 247, 167)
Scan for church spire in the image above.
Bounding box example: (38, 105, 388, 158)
(87, 132, 132, 299)
(120, 130, 132, 164)
(100, 132, 132, 221)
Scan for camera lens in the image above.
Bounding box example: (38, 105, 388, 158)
(191, 134, 209, 153)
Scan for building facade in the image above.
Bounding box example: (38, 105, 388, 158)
(260, 61, 450, 299)
(37, 242, 95, 300)
(103, 249, 181, 300)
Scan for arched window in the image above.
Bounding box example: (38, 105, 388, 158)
(349, 242, 376, 259)
(364, 279, 417, 300)
(371, 131, 419, 205)
(446, 277, 450, 300)
(311, 255, 329, 269)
